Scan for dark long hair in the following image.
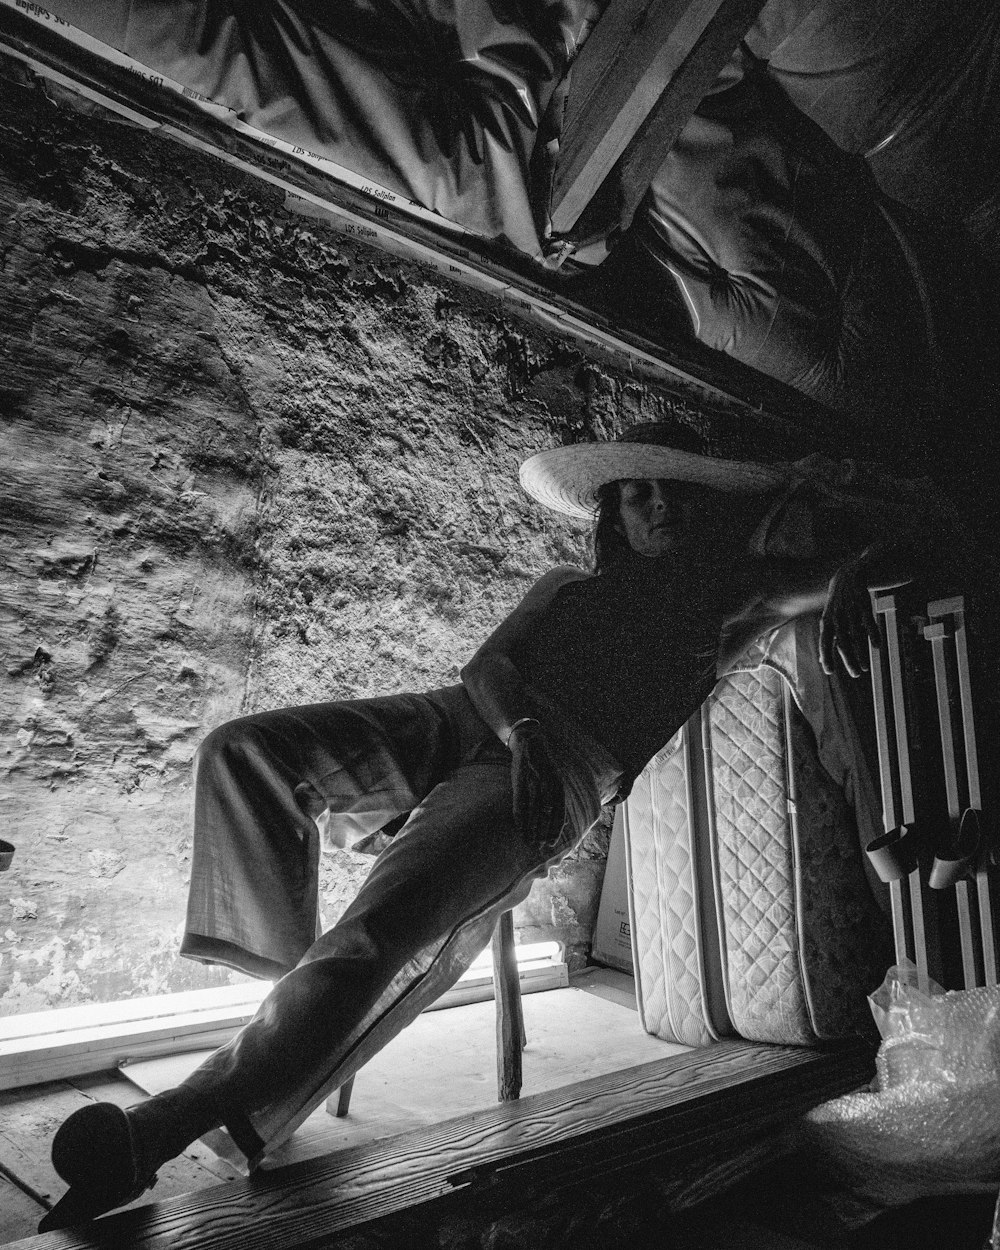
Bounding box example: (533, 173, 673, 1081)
(592, 474, 779, 577)
(593, 481, 632, 573)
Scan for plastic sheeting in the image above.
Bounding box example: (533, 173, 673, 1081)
(747, 0, 1000, 226)
(20, 0, 603, 256)
(799, 965, 1000, 1210)
(3, 0, 997, 427)
(623, 0, 999, 423)
(637, 53, 934, 418)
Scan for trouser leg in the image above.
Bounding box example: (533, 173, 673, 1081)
(181, 692, 454, 978)
(180, 750, 567, 1158)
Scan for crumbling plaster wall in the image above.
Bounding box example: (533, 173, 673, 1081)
(0, 58, 758, 1013)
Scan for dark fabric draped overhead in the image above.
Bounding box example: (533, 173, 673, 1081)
(22, 0, 1000, 433)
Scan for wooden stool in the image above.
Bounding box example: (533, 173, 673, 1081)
(330, 909, 526, 1117)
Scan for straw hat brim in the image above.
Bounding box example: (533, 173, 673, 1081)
(519, 443, 790, 520)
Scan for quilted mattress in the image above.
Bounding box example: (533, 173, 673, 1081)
(625, 663, 892, 1047)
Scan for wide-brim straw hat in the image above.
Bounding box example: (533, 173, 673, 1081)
(519, 423, 791, 520)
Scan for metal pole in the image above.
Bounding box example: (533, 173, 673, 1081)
(928, 596, 998, 986)
(924, 617, 979, 987)
(867, 628, 910, 968)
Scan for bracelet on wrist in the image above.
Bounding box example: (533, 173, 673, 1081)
(505, 717, 540, 748)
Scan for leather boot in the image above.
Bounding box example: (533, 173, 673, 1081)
(39, 1086, 221, 1231)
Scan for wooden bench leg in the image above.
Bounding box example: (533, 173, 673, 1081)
(492, 910, 525, 1102)
(329, 914, 525, 1120)
(331, 1074, 355, 1117)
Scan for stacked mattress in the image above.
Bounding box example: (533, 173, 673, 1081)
(624, 660, 893, 1047)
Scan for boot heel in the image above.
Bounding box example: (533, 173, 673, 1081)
(51, 1103, 136, 1188)
(41, 1102, 155, 1231)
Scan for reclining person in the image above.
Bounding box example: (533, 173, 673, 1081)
(40, 423, 965, 1230)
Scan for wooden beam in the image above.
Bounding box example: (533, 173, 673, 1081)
(6, 1040, 873, 1250)
(551, 0, 768, 240)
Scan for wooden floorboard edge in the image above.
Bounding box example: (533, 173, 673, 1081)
(3, 1039, 874, 1250)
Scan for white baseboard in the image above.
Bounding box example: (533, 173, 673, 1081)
(0, 962, 568, 1091)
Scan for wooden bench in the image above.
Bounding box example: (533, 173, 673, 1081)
(8, 1039, 874, 1250)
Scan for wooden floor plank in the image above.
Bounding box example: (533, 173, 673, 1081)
(0, 1081, 82, 1209)
(0, 1174, 47, 1246)
(0, 1072, 247, 1244)
(2, 1040, 873, 1250)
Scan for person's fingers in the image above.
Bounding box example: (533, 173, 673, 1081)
(850, 586, 883, 676)
(513, 746, 543, 835)
(842, 605, 869, 678)
(819, 601, 842, 676)
(542, 775, 565, 845)
(511, 748, 538, 833)
(513, 738, 565, 846)
(533, 746, 559, 842)
(830, 607, 867, 679)
(837, 640, 862, 680)
(820, 565, 884, 679)
(818, 608, 834, 675)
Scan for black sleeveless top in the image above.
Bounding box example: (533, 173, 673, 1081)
(513, 548, 738, 786)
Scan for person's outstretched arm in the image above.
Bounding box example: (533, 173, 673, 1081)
(461, 565, 588, 845)
(720, 464, 973, 680)
(720, 548, 915, 680)
(816, 536, 965, 677)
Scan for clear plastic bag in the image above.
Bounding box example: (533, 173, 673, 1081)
(799, 963, 1000, 1207)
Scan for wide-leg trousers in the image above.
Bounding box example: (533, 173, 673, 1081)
(178, 683, 622, 1160)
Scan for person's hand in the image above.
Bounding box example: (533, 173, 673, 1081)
(819, 551, 884, 679)
(508, 721, 566, 850)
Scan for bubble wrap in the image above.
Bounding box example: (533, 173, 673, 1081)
(799, 964, 1000, 1206)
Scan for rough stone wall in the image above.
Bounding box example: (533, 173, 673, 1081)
(0, 58, 745, 1013)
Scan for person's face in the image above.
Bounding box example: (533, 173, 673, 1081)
(614, 478, 721, 558)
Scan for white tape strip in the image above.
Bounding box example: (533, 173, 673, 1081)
(0, 0, 462, 234)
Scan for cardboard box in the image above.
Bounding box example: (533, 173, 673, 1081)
(590, 805, 633, 973)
